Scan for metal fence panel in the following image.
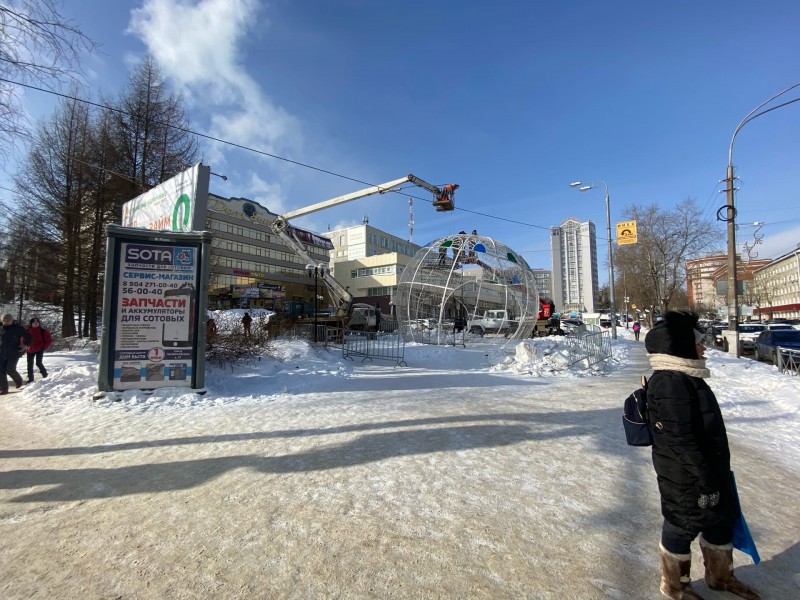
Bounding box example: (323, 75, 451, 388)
(342, 330, 407, 367)
(564, 330, 612, 367)
(777, 347, 800, 376)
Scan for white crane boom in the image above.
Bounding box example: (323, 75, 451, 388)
(271, 174, 458, 322)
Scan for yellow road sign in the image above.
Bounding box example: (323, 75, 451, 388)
(616, 220, 638, 245)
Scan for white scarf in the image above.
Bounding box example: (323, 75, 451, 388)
(648, 353, 711, 379)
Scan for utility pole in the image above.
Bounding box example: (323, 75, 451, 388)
(723, 80, 800, 358)
(724, 164, 740, 357)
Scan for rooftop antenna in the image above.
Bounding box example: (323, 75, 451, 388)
(408, 198, 414, 243)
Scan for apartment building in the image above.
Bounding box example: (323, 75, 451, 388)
(530, 268, 553, 301)
(686, 255, 729, 315)
(550, 218, 599, 314)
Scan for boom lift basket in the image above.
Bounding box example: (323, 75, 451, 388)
(432, 183, 458, 212)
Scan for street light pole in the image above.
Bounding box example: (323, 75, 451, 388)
(723, 81, 800, 358)
(570, 180, 617, 340)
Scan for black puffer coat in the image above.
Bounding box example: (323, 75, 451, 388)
(647, 371, 735, 532)
(645, 312, 736, 533)
(0, 322, 30, 359)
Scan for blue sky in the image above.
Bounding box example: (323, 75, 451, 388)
(6, 0, 800, 277)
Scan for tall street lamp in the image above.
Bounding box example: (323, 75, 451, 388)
(570, 180, 617, 340)
(722, 81, 800, 358)
(306, 263, 327, 343)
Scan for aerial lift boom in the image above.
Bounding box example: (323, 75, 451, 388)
(271, 174, 458, 321)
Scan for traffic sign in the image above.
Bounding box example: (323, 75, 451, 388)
(616, 220, 638, 245)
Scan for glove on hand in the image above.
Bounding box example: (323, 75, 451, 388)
(698, 491, 720, 509)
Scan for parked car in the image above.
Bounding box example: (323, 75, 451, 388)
(704, 325, 723, 347)
(754, 329, 800, 363)
(721, 323, 766, 353)
(766, 323, 795, 331)
(559, 318, 585, 335)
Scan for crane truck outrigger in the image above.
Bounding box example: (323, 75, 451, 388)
(271, 174, 458, 330)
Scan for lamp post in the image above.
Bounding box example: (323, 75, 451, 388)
(306, 264, 326, 343)
(570, 180, 617, 340)
(723, 81, 800, 357)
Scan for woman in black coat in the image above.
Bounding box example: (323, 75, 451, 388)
(645, 311, 759, 600)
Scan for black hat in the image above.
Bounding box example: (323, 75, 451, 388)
(644, 311, 701, 359)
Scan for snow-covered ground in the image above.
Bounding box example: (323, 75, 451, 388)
(1, 327, 798, 599)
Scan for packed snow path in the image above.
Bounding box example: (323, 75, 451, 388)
(1, 337, 798, 599)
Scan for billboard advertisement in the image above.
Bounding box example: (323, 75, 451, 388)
(98, 225, 212, 393)
(121, 163, 210, 232)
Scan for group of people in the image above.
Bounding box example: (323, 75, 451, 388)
(1, 314, 52, 395)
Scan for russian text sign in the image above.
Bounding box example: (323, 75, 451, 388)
(616, 220, 638, 245)
(98, 225, 211, 393)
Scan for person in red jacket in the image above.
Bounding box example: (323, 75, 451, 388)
(26, 317, 52, 383)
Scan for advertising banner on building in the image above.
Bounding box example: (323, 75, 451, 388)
(98, 225, 212, 393)
(121, 163, 210, 232)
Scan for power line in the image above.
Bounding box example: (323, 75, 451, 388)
(3, 77, 561, 233)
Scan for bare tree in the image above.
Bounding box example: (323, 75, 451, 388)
(106, 56, 197, 192)
(14, 89, 93, 336)
(615, 199, 723, 319)
(0, 0, 97, 162)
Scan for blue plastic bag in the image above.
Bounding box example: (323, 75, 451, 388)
(730, 471, 760, 565)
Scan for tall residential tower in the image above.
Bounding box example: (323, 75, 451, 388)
(550, 218, 599, 314)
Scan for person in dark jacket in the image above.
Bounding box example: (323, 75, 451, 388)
(241, 312, 252, 337)
(25, 317, 52, 382)
(645, 311, 759, 600)
(1, 313, 31, 394)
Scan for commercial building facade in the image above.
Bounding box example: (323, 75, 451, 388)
(205, 194, 333, 310)
(753, 248, 800, 319)
(324, 224, 421, 312)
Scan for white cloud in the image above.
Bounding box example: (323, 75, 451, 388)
(749, 223, 800, 260)
(247, 172, 286, 215)
(127, 0, 303, 165)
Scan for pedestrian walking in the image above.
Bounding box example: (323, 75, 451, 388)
(206, 317, 218, 347)
(633, 320, 641, 341)
(242, 312, 252, 337)
(644, 311, 760, 600)
(25, 317, 52, 382)
(1, 313, 31, 395)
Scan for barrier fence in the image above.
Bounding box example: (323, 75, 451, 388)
(342, 330, 407, 367)
(777, 347, 800, 376)
(563, 329, 612, 367)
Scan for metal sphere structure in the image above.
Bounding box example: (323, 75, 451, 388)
(396, 233, 540, 346)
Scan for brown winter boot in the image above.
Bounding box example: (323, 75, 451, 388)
(659, 543, 705, 599)
(699, 536, 760, 600)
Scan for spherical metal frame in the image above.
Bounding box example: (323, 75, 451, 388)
(396, 233, 539, 347)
